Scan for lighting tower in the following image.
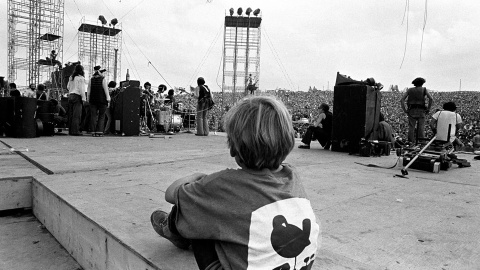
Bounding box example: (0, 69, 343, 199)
(222, 8, 262, 102)
(7, 0, 65, 88)
(78, 16, 122, 83)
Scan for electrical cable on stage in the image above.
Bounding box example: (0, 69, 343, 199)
(63, 32, 79, 60)
(100, 0, 116, 18)
(119, 0, 148, 20)
(400, 0, 410, 69)
(420, 0, 428, 61)
(72, 0, 85, 19)
(263, 27, 296, 91)
(188, 23, 223, 86)
(122, 27, 172, 88)
(122, 37, 142, 81)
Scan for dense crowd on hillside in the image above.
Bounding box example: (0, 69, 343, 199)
(175, 89, 480, 146)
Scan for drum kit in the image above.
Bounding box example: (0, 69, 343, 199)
(140, 97, 195, 135)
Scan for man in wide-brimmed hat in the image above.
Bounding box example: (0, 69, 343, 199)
(400, 77, 433, 144)
(87, 65, 110, 136)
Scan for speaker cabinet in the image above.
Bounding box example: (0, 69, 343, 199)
(113, 81, 140, 136)
(1, 97, 38, 138)
(0, 97, 14, 136)
(331, 84, 381, 153)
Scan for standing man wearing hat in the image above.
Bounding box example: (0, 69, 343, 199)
(87, 66, 110, 136)
(400, 77, 433, 144)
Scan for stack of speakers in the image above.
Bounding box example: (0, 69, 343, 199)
(331, 84, 381, 153)
(36, 100, 56, 136)
(0, 97, 37, 138)
(113, 80, 140, 136)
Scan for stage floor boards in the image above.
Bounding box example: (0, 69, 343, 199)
(1, 133, 479, 269)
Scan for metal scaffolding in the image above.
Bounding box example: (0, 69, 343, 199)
(7, 0, 65, 88)
(222, 12, 262, 101)
(78, 17, 122, 83)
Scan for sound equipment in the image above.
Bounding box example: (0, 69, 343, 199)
(113, 81, 140, 136)
(331, 84, 381, 153)
(35, 100, 55, 136)
(1, 97, 38, 138)
(36, 100, 55, 122)
(58, 65, 76, 90)
(0, 97, 13, 136)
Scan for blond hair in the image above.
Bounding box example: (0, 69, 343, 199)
(225, 96, 294, 170)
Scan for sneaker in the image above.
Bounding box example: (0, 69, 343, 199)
(298, 144, 310, 149)
(150, 210, 190, 250)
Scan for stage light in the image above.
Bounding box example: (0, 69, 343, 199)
(111, 18, 118, 26)
(253, 8, 261, 16)
(98, 15, 107, 25)
(246, 8, 252, 16)
(237, 7, 243, 16)
(229, 8, 234, 16)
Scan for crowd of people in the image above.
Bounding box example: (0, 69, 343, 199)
(3, 74, 479, 148)
(173, 87, 479, 148)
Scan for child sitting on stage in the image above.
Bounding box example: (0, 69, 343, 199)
(150, 96, 320, 270)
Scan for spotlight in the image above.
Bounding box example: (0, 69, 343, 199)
(246, 7, 252, 16)
(253, 8, 261, 16)
(98, 15, 107, 25)
(237, 7, 243, 16)
(111, 18, 118, 26)
(229, 8, 234, 16)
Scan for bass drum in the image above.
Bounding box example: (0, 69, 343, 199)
(171, 114, 182, 131)
(156, 112, 182, 132)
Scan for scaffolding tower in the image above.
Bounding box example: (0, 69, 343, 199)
(78, 17, 122, 83)
(7, 0, 65, 88)
(222, 10, 262, 101)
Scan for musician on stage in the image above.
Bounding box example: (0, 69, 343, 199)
(36, 84, 47, 100)
(165, 89, 176, 107)
(141, 82, 154, 130)
(104, 81, 116, 135)
(22, 83, 36, 98)
(156, 84, 167, 104)
(9, 83, 21, 97)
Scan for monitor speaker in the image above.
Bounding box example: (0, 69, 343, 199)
(331, 84, 381, 153)
(113, 81, 140, 136)
(3, 97, 38, 138)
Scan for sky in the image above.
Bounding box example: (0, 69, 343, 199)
(1, 0, 480, 92)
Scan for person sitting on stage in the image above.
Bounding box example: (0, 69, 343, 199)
(9, 83, 21, 97)
(430, 101, 463, 149)
(164, 89, 175, 107)
(377, 113, 395, 144)
(473, 130, 480, 150)
(50, 99, 67, 127)
(298, 103, 333, 150)
(150, 96, 319, 270)
(36, 84, 47, 100)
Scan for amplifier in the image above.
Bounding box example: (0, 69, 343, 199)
(331, 84, 381, 153)
(113, 82, 140, 136)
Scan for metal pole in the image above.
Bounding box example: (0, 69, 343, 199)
(114, 48, 118, 83)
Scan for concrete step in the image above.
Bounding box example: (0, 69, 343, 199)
(0, 209, 82, 270)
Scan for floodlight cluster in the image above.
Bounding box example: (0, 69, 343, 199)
(229, 8, 261, 16)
